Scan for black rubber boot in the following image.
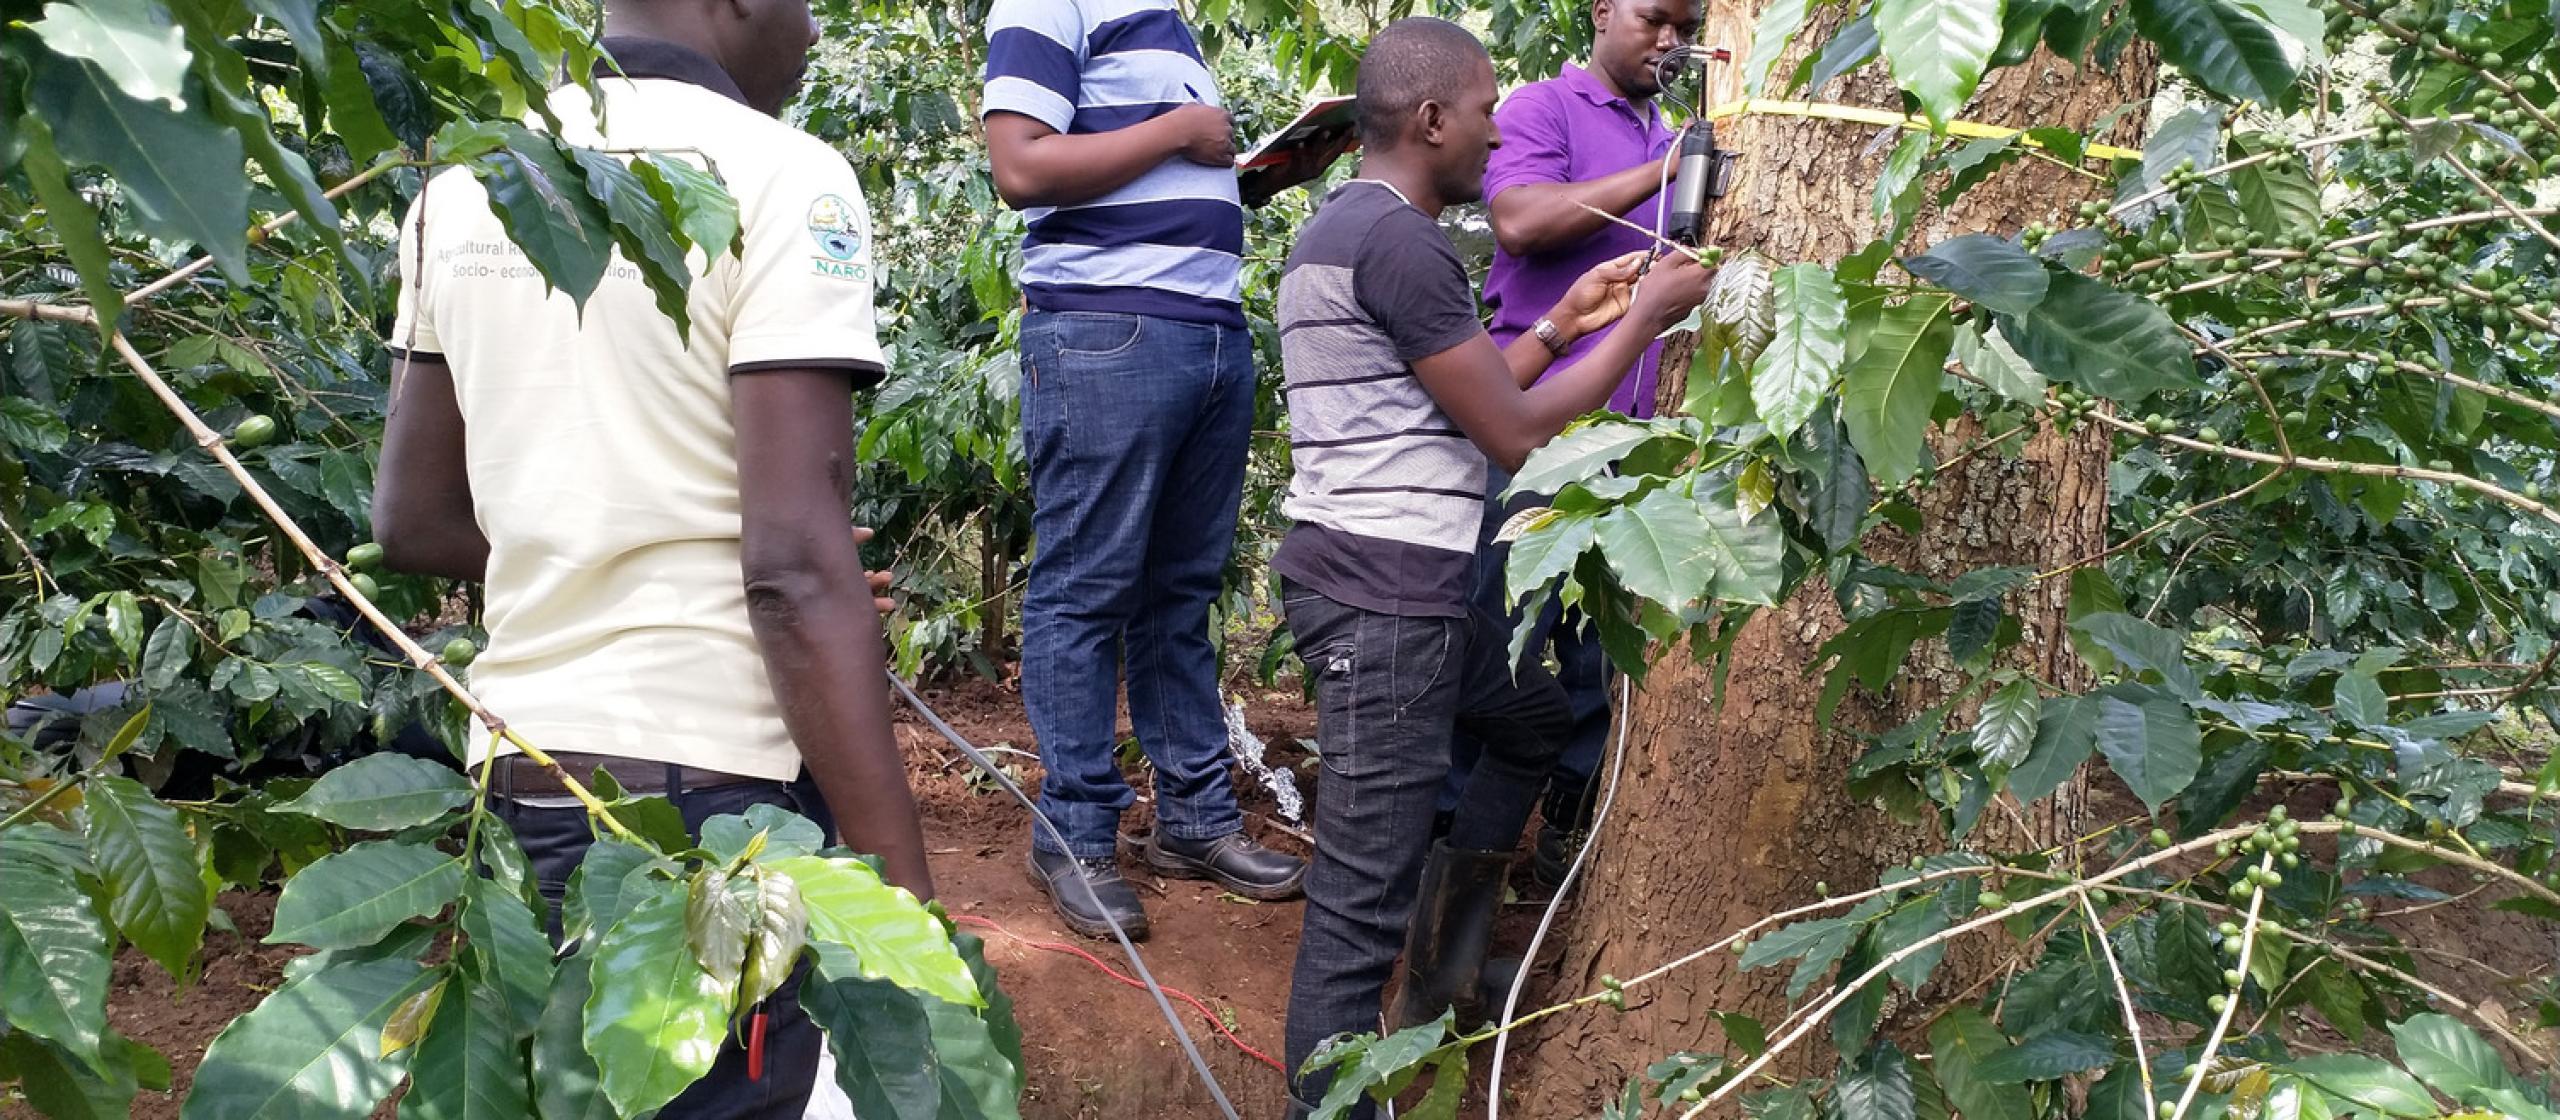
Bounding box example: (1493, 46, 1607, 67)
(1391, 840, 1512, 1029)
(1478, 955, 1525, 1015)
(1532, 772, 1600, 889)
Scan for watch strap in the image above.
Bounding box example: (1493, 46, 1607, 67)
(1533, 317, 1568, 355)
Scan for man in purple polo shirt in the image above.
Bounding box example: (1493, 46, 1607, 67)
(1440, 0, 1702, 883)
(1485, 0, 1701, 406)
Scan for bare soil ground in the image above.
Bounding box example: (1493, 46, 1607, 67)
(894, 675, 1319, 1119)
(61, 676, 2560, 1119)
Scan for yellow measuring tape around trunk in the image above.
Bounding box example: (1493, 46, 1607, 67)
(1702, 97, 2147, 162)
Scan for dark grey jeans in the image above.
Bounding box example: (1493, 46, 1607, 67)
(1279, 580, 1571, 1117)
(502, 773, 834, 1120)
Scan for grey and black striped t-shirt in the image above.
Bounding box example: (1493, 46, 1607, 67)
(1270, 180, 1489, 618)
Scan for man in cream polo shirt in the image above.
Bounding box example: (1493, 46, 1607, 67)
(371, 1, 928, 1114)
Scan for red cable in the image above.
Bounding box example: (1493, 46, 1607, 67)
(952, 913, 1288, 1073)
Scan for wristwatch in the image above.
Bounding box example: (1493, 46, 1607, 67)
(1532, 317, 1569, 355)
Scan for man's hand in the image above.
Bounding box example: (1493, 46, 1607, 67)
(1547, 251, 1651, 341)
(1629, 251, 1716, 335)
(986, 108, 1230, 211)
(1240, 126, 1354, 207)
(850, 525, 896, 615)
(1165, 104, 1236, 167)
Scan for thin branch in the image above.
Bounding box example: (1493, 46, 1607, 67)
(0, 772, 92, 831)
(2085, 409, 2560, 528)
(2106, 116, 2478, 219)
(2135, 208, 2558, 286)
(0, 510, 51, 599)
(2144, 529, 2225, 622)
(2168, 850, 2272, 1120)
(139, 593, 238, 659)
(1440, 863, 2003, 1061)
(2189, 329, 2293, 464)
(2270, 767, 2555, 806)
(2225, 293, 2556, 346)
(1670, 825, 2273, 1116)
(2229, 346, 2560, 424)
(2334, 0, 2560, 136)
(2371, 884, 2493, 922)
(2372, 105, 2560, 256)
(1663, 821, 2559, 1116)
(124, 154, 409, 307)
(2041, 875, 2551, 1064)
(2498, 645, 2560, 708)
(2037, 466, 2284, 581)
(1571, 202, 1709, 264)
(2080, 888, 2157, 1109)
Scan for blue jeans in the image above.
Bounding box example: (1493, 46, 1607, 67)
(1278, 581, 1571, 1117)
(1018, 310, 1255, 859)
(1440, 467, 1612, 824)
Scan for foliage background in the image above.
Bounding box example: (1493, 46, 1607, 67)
(2, 0, 2559, 1116)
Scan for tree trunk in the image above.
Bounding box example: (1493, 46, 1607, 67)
(1513, 17, 2158, 1114)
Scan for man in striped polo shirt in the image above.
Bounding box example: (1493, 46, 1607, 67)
(982, 0, 1317, 941)
(1274, 18, 1711, 1115)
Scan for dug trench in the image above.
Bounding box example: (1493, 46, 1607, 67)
(62, 675, 2559, 1119)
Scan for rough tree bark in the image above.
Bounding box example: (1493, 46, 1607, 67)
(1511, 14, 2160, 1114)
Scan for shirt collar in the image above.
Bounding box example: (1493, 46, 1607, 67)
(1560, 61, 1665, 128)
(594, 36, 751, 107)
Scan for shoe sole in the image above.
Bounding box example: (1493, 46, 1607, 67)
(1140, 846, 1308, 901)
(1025, 863, 1151, 942)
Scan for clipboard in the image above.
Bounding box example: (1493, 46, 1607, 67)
(1235, 95, 1359, 170)
(1235, 95, 1359, 204)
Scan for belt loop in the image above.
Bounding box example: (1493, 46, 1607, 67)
(665, 763, 686, 813)
(495, 746, 512, 801)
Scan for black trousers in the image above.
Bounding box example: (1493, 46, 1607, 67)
(501, 771, 834, 1120)
(1278, 580, 1572, 1117)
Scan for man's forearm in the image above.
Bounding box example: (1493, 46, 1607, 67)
(991, 116, 1186, 209)
(1489, 158, 1674, 257)
(1518, 323, 1652, 442)
(742, 571, 935, 899)
(1502, 332, 1561, 388)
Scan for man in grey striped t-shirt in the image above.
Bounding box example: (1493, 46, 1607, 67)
(1273, 18, 1711, 1117)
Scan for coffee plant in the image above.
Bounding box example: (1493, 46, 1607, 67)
(0, 0, 1024, 1115)
(1304, 0, 2560, 1117)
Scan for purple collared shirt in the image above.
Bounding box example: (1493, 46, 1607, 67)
(1483, 63, 1676, 419)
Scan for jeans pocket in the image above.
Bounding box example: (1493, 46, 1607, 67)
(1050, 311, 1146, 358)
(1386, 617, 1455, 715)
(1310, 639, 1367, 782)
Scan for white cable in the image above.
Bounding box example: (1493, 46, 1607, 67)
(1479, 91, 1678, 1113)
(1484, 673, 1634, 1120)
(885, 671, 1242, 1120)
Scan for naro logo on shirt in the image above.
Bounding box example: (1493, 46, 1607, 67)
(806, 194, 869, 281)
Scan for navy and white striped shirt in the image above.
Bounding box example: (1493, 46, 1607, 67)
(982, 0, 1244, 326)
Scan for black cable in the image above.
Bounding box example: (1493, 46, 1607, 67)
(884, 670, 1244, 1120)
